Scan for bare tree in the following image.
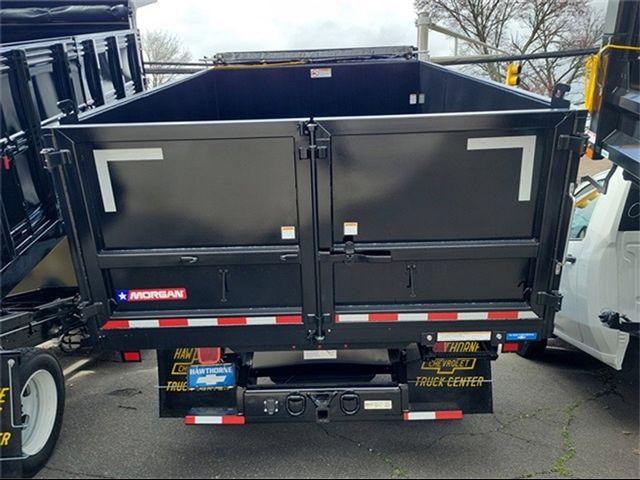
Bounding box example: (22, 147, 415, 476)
(414, 0, 604, 97)
(511, 1, 603, 95)
(141, 30, 193, 88)
(416, 0, 523, 81)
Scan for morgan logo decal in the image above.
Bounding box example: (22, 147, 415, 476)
(116, 288, 188, 303)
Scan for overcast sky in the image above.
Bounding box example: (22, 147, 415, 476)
(136, 0, 454, 60)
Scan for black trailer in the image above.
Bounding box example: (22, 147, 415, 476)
(1, 2, 150, 476)
(37, 50, 588, 431)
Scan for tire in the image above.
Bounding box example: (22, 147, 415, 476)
(517, 339, 548, 359)
(17, 348, 65, 478)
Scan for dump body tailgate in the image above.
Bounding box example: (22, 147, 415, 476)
(48, 108, 585, 351)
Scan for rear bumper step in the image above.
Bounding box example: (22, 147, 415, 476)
(182, 386, 467, 424)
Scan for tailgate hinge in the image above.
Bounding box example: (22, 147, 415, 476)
(42, 148, 72, 169)
(536, 291, 563, 312)
(298, 145, 328, 160)
(557, 134, 588, 156)
(298, 120, 329, 160)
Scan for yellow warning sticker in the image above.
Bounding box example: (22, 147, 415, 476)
(343, 222, 359, 236)
(281, 226, 296, 240)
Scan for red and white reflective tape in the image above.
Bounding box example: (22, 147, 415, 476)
(403, 410, 464, 421)
(335, 311, 539, 323)
(185, 415, 245, 425)
(102, 315, 303, 330)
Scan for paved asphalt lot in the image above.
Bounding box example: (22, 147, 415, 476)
(38, 345, 639, 479)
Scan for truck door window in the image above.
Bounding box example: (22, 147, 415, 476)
(619, 182, 640, 232)
(570, 187, 601, 240)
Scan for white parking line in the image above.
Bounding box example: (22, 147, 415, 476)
(63, 357, 96, 378)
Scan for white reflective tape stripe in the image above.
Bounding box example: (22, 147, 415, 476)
(192, 416, 223, 425)
(109, 318, 302, 328)
(398, 313, 428, 321)
(467, 136, 536, 202)
(461, 312, 486, 321)
(112, 312, 540, 330)
(94, 148, 164, 213)
(337, 314, 369, 323)
(337, 312, 536, 323)
(127, 320, 160, 329)
(245, 317, 277, 325)
(187, 318, 220, 327)
(406, 412, 436, 421)
(457, 312, 490, 320)
(438, 331, 492, 342)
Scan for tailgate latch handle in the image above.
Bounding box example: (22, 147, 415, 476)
(280, 254, 299, 263)
(406, 264, 417, 298)
(180, 256, 199, 265)
(344, 241, 392, 264)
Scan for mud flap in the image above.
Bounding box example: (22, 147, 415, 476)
(157, 349, 237, 418)
(406, 345, 493, 415)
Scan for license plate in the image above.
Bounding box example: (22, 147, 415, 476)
(188, 363, 235, 389)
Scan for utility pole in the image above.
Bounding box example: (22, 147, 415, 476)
(416, 12, 430, 61)
(416, 13, 508, 61)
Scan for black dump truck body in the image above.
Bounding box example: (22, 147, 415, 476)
(43, 54, 587, 424)
(0, 28, 144, 298)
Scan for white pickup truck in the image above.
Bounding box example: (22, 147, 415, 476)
(520, 167, 639, 369)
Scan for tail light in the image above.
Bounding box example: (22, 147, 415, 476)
(197, 347, 222, 365)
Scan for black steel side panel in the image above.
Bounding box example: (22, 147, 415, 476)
(419, 62, 549, 113)
(214, 61, 420, 120)
(82, 60, 550, 127)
